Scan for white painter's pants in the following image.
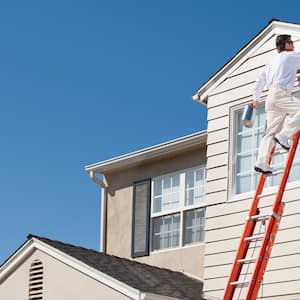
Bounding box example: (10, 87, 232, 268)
(256, 87, 300, 164)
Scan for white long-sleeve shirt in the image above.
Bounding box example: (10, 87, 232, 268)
(253, 51, 300, 100)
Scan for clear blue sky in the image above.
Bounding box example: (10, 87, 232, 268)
(1, 0, 299, 264)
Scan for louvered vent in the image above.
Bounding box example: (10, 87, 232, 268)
(28, 259, 43, 300)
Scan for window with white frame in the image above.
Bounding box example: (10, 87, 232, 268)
(234, 101, 300, 195)
(151, 167, 206, 251)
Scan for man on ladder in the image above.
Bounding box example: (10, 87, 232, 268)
(253, 34, 300, 175)
(223, 34, 300, 300)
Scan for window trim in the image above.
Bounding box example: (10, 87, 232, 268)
(150, 166, 206, 252)
(228, 98, 268, 201)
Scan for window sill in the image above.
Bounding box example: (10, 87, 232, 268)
(228, 179, 300, 202)
(150, 241, 205, 255)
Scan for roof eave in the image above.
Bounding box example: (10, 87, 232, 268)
(85, 130, 207, 174)
(0, 237, 142, 300)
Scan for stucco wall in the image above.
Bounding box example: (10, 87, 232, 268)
(0, 249, 133, 300)
(104, 146, 206, 278)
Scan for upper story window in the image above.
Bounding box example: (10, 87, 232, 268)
(233, 101, 300, 196)
(151, 167, 206, 251)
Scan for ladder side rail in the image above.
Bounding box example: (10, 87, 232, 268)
(245, 131, 300, 300)
(246, 201, 285, 300)
(223, 146, 276, 300)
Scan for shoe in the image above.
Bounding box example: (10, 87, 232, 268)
(254, 163, 274, 175)
(274, 134, 290, 150)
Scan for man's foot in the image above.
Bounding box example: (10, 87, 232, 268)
(254, 163, 274, 175)
(274, 134, 290, 151)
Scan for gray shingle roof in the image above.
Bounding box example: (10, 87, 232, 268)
(28, 234, 203, 300)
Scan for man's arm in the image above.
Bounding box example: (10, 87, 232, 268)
(252, 68, 267, 108)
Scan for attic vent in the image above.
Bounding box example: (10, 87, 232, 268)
(28, 259, 43, 300)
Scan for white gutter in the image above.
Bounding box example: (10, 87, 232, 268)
(85, 131, 207, 174)
(89, 171, 108, 253)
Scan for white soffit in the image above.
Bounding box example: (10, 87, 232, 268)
(193, 20, 300, 104)
(85, 130, 207, 174)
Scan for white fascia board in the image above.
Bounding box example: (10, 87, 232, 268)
(85, 130, 207, 174)
(142, 293, 180, 300)
(193, 20, 300, 104)
(0, 238, 141, 300)
(0, 239, 35, 282)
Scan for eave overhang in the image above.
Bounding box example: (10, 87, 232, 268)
(85, 130, 207, 174)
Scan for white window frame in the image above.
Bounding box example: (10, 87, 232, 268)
(229, 89, 300, 201)
(150, 166, 206, 252)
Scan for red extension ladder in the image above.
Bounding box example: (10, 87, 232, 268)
(223, 131, 300, 300)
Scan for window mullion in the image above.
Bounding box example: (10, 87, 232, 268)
(179, 172, 185, 247)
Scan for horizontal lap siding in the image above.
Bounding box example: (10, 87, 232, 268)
(204, 197, 300, 296)
(203, 33, 300, 299)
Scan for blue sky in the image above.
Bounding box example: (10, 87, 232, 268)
(1, 0, 299, 264)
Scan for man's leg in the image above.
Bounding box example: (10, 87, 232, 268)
(274, 94, 300, 140)
(255, 111, 286, 172)
(281, 110, 300, 139)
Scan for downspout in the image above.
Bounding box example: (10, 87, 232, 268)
(89, 170, 108, 253)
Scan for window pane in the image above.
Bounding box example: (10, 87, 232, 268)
(154, 180, 162, 196)
(237, 132, 252, 153)
(196, 169, 204, 185)
(237, 154, 252, 174)
(152, 214, 180, 250)
(236, 173, 251, 194)
(184, 208, 205, 245)
(186, 171, 194, 189)
(235, 105, 265, 194)
(185, 168, 205, 206)
(153, 174, 180, 213)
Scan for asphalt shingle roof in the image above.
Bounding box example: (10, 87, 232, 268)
(28, 234, 203, 300)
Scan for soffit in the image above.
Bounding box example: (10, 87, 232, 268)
(85, 130, 207, 174)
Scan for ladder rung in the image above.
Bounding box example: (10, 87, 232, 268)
(273, 150, 287, 156)
(230, 280, 249, 286)
(257, 191, 275, 198)
(245, 234, 264, 242)
(271, 169, 284, 176)
(237, 257, 256, 264)
(246, 213, 271, 221)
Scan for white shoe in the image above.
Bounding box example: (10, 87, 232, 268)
(254, 163, 274, 174)
(274, 134, 290, 150)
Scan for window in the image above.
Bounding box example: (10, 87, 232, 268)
(151, 167, 206, 251)
(28, 259, 43, 300)
(234, 102, 300, 195)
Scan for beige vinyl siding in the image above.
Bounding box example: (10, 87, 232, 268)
(207, 106, 229, 121)
(203, 31, 300, 299)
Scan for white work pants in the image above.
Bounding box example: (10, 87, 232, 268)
(256, 87, 300, 164)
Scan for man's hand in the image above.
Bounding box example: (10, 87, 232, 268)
(251, 100, 259, 108)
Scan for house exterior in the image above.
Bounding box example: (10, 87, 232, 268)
(2, 19, 300, 300)
(86, 19, 300, 300)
